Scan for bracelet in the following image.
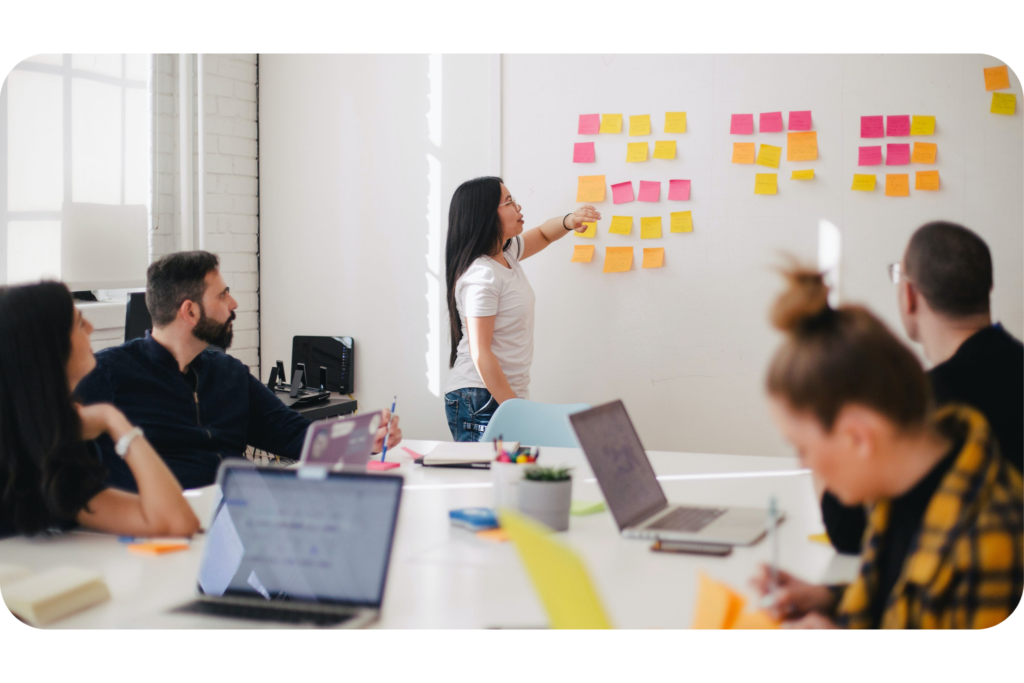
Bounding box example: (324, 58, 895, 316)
(563, 213, 573, 230)
(114, 426, 144, 458)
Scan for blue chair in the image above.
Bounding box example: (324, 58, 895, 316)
(480, 399, 592, 448)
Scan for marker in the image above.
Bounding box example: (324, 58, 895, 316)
(380, 396, 397, 462)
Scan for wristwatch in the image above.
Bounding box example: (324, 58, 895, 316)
(114, 426, 144, 458)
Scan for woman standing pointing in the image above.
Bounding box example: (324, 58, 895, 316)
(444, 177, 600, 442)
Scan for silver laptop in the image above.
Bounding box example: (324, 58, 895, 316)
(167, 461, 403, 628)
(568, 400, 776, 546)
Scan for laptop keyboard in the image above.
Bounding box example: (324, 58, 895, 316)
(647, 507, 727, 532)
(175, 600, 356, 627)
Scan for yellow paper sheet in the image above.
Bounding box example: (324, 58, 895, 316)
(991, 92, 1016, 116)
(576, 175, 606, 202)
(911, 142, 937, 164)
(692, 574, 746, 629)
(653, 140, 677, 160)
(602, 246, 633, 273)
(608, 215, 633, 235)
(642, 247, 665, 269)
(570, 244, 595, 263)
(599, 114, 622, 134)
(754, 173, 778, 195)
(851, 174, 876, 191)
(915, 170, 940, 191)
(626, 142, 649, 162)
(984, 65, 1010, 91)
(731, 142, 756, 164)
(640, 216, 663, 239)
(787, 131, 818, 161)
(664, 111, 687, 133)
(629, 114, 651, 136)
(732, 610, 782, 629)
(670, 211, 693, 233)
(885, 173, 910, 197)
(575, 221, 597, 238)
(910, 115, 935, 135)
(791, 169, 815, 180)
(755, 144, 782, 169)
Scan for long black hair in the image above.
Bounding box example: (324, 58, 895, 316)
(0, 282, 106, 534)
(445, 176, 510, 368)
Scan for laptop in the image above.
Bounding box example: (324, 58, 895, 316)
(165, 461, 403, 628)
(568, 400, 776, 546)
(298, 411, 382, 469)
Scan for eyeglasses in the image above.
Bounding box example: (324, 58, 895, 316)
(888, 262, 910, 285)
(499, 197, 520, 209)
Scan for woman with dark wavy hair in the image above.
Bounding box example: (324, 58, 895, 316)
(0, 282, 199, 538)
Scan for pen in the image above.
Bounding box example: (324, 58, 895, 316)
(768, 495, 779, 597)
(380, 396, 396, 462)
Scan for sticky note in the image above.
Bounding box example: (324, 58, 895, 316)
(787, 132, 818, 161)
(576, 175, 606, 202)
(653, 140, 677, 159)
(851, 174, 876, 191)
(759, 111, 784, 133)
(755, 144, 782, 168)
(608, 215, 633, 235)
(692, 574, 746, 629)
(128, 542, 189, 555)
(991, 92, 1016, 115)
(575, 222, 597, 238)
(730, 114, 754, 135)
(808, 532, 831, 545)
(910, 115, 935, 135)
(911, 142, 937, 164)
(791, 169, 814, 180)
(788, 110, 812, 131)
(670, 211, 693, 233)
(570, 244, 595, 262)
(886, 143, 911, 165)
(611, 181, 635, 204)
(732, 610, 781, 630)
(573, 142, 595, 163)
(885, 173, 910, 197)
(603, 247, 633, 273)
(984, 65, 1010, 91)
(599, 114, 622, 134)
(754, 173, 777, 195)
(570, 500, 606, 516)
(638, 180, 661, 202)
(626, 142, 648, 162)
(886, 115, 910, 136)
(668, 179, 691, 201)
(732, 142, 756, 164)
(629, 114, 651, 136)
(475, 528, 509, 543)
(640, 216, 662, 239)
(642, 248, 665, 269)
(858, 146, 883, 166)
(915, 170, 940, 191)
(578, 114, 600, 134)
(861, 115, 884, 138)
(664, 112, 687, 133)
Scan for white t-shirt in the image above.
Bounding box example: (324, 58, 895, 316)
(445, 235, 536, 399)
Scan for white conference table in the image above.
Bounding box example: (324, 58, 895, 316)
(0, 440, 859, 629)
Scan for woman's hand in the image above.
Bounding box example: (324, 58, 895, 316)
(77, 403, 133, 441)
(371, 408, 402, 454)
(568, 204, 602, 232)
(749, 563, 836, 621)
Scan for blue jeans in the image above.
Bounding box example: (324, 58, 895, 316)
(445, 387, 497, 442)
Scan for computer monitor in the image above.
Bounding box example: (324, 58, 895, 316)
(292, 336, 354, 394)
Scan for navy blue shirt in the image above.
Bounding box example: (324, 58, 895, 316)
(75, 332, 310, 491)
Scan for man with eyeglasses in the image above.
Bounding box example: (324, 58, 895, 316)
(820, 221, 1023, 554)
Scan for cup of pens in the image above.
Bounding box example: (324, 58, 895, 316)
(490, 436, 539, 510)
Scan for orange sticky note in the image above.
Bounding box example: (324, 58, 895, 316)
(570, 244, 595, 263)
(915, 170, 940, 191)
(754, 173, 778, 195)
(670, 211, 693, 233)
(575, 221, 597, 238)
(886, 173, 910, 197)
(602, 247, 633, 273)
(692, 574, 746, 629)
(984, 65, 1010, 91)
(851, 174, 876, 191)
(732, 142, 756, 164)
(787, 131, 818, 161)
(732, 610, 781, 629)
(476, 528, 510, 543)
(128, 542, 190, 556)
(640, 216, 662, 239)
(911, 142, 937, 164)
(576, 175, 606, 202)
(642, 247, 664, 269)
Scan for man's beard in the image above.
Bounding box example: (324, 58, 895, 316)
(193, 306, 235, 349)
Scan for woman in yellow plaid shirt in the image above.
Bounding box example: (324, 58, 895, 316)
(751, 266, 1023, 629)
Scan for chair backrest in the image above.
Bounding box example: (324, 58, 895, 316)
(124, 292, 152, 342)
(480, 399, 591, 448)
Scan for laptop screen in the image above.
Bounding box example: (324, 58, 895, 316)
(569, 400, 668, 530)
(197, 466, 402, 608)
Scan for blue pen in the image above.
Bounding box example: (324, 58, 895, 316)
(380, 396, 397, 462)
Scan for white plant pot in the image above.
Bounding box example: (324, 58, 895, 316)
(518, 478, 572, 532)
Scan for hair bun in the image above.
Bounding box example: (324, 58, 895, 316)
(770, 266, 831, 333)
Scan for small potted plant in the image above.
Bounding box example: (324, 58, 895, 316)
(518, 466, 572, 531)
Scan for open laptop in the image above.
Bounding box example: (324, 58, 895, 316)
(568, 400, 775, 546)
(164, 461, 403, 628)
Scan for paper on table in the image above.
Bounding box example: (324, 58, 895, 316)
(858, 146, 883, 166)
(571, 244, 595, 262)
(626, 142, 649, 162)
(886, 115, 910, 136)
(788, 110, 812, 131)
(991, 93, 1016, 115)
(603, 247, 633, 273)
(629, 114, 651, 136)
(692, 574, 746, 629)
(910, 115, 935, 135)
(642, 248, 665, 269)
(759, 111, 784, 133)
(570, 500, 607, 516)
(640, 216, 663, 239)
(791, 169, 814, 180)
(475, 528, 509, 543)
(664, 112, 687, 133)
(915, 170, 940, 191)
(786, 132, 818, 161)
(575, 222, 597, 238)
(886, 143, 911, 165)
(860, 115, 884, 138)
(611, 181, 635, 204)
(638, 180, 661, 202)
(911, 142, 937, 164)
(732, 142, 756, 164)
(730, 114, 754, 135)
(600, 114, 622, 134)
(668, 179, 691, 200)
(424, 442, 497, 464)
(670, 211, 693, 233)
(573, 142, 595, 163)
(754, 173, 778, 195)
(608, 215, 633, 235)
(984, 65, 1010, 91)
(756, 144, 782, 168)
(576, 175, 606, 202)
(851, 174, 876, 191)
(578, 114, 600, 134)
(885, 173, 910, 197)
(653, 140, 676, 159)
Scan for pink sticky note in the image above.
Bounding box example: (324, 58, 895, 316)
(638, 181, 661, 202)
(760, 112, 784, 133)
(788, 111, 812, 131)
(611, 181, 635, 205)
(573, 142, 595, 163)
(578, 114, 600, 135)
(858, 146, 883, 166)
(861, 116, 884, 138)
(886, 143, 911, 166)
(886, 115, 910, 137)
(668, 179, 691, 201)
(730, 114, 754, 135)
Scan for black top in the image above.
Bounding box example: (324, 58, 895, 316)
(822, 324, 1024, 554)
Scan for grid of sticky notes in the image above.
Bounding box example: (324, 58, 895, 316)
(855, 114, 939, 194)
(730, 111, 816, 195)
(983, 64, 1017, 116)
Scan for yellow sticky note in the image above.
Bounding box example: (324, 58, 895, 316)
(754, 173, 778, 195)
(642, 247, 665, 269)
(576, 175, 606, 202)
(608, 215, 633, 235)
(653, 140, 677, 159)
(640, 216, 662, 239)
(570, 244, 595, 263)
(851, 174, 876, 191)
(670, 211, 693, 233)
(626, 142, 648, 162)
(575, 221, 597, 238)
(664, 111, 687, 133)
(787, 131, 818, 161)
(791, 169, 814, 180)
(915, 170, 940, 191)
(885, 173, 910, 197)
(602, 247, 633, 273)
(808, 532, 831, 545)
(755, 144, 782, 169)
(984, 65, 1010, 91)
(599, 114, 622, 134)
(910, 115, 935, 135)
(629, 114, 651, 136)
(732, 610, 782, 630)
(991, 92, 1016, 116)
(911, 142, 937, 164)
(732, 142, 756, 164)
(692, 574, 746, 629)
